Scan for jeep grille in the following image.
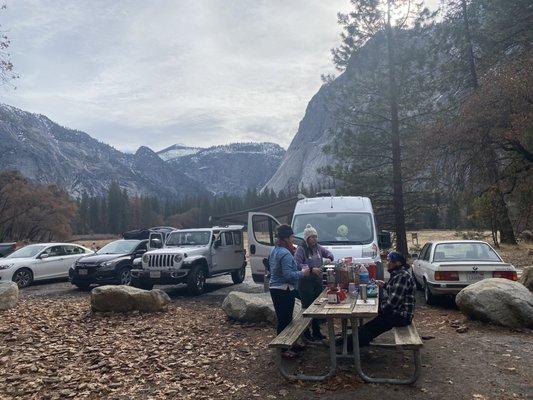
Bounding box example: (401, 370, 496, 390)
(147, 254, 175, 267)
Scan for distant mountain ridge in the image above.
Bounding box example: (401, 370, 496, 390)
(169, 142, 285, 195)
(0, 104, 285, 198)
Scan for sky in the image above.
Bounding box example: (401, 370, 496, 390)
(0, 0, 353, 152)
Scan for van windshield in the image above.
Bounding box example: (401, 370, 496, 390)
(292, 213, 374, 245)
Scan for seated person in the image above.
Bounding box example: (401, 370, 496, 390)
(342, 251, 415, 349)
(335, 224, 349, 241)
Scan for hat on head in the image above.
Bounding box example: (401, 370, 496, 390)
(277, 224, 294, 240)
(303, 224, 318, 241)
(387, 251, 406, 264)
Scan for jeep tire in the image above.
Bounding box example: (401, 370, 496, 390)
(231, 264, 246, 284)
(187, 265, 206, 296)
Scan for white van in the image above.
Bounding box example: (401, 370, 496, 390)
(247, 196, 390, 283)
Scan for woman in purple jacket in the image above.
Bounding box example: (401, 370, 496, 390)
(295, 224, 334, 341)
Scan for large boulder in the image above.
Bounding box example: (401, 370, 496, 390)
(91, 285, 171, 313)
(519, 266, 533, 292)
(0, 282, 18, 310)
(456, 278, 533, 329)
(222, 291, 301, 325)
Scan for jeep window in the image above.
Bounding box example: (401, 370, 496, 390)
(233, 231, 242, 246)
(166, 231, 211, 246)
(224, 232, 234, 246)
(97, 240, 140, 255)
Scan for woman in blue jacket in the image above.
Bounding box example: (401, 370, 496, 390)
(269, 224, 315, 358)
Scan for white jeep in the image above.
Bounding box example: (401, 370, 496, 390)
(130, 226, 246, 295)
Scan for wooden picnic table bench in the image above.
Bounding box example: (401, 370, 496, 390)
(269, 289, 423, 385)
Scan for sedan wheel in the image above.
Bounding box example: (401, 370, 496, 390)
(13, 268, 33, 288)
(424, 281, 437, 306)
(119, 268, 132, 285)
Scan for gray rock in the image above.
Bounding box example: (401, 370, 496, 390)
(519, 266, 533, 292)
(222, 291, 301, 325)
(456, 278, 533, 329)
(91, 285, 171, 313)
(0, 282, 18, 310)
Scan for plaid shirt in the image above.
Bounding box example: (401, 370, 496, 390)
(380, 266, 415, 321)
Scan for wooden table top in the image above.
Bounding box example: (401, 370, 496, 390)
(302, 289, 379, 319)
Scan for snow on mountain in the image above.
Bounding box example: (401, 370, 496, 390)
(156, 144, 203, 161)
(168, 142, 285, 195)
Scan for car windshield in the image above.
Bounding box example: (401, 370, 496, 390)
(166, 231, 211, 246)
(7, 244, 47, 258)
(97, 240, 139, 255)
(433, 243, 501, 262)
(292, 213, 374, 245)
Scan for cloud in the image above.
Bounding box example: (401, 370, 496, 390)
(1, 0, 350, 150)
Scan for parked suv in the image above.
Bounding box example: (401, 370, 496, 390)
(69, 239, 148, 290)
(131, 226, 247, 295)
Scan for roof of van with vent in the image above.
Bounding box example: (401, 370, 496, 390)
(293, 196, 373, 215)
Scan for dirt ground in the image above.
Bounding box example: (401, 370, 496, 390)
(0, 271, 531, 400)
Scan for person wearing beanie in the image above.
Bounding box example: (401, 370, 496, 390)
(295, 224, 334, 342)
(268, 224, 313, 359)
(341, 250, 416, 350)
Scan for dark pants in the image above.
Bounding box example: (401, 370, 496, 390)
(358, 309, 412, 347)
(299, 276, 323, 336)
(270, 288, 296, 335)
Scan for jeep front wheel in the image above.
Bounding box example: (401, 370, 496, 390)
(187, 265, 206, 295)
(231, 265, 246, 284)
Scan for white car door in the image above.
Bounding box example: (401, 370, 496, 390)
(247, 212, 280, 283)
(35, 245, 67, 280)
(413, 243, 429, 283)
(213, 232, 238, 272)
(419, 243, 434, 281)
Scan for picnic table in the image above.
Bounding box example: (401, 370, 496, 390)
(269, 289, 423, 384)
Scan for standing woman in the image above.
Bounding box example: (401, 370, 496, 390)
(295, 224, 334, 341)
(269, 224, 310, 358)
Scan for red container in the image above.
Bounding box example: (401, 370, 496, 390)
(367, 263, 377, 280)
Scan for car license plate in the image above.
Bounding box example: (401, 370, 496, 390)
(78, 269, 87, 276)
(149, 271, 161, 278)
(465, 272, 484, 282)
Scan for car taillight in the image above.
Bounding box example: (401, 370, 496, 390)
(492, 271, 517, 280)
(435, 271, 459, 281)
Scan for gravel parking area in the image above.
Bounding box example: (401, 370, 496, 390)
(1, 269, 531, 400)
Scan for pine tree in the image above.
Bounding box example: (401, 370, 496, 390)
(326, 0, 436, 255)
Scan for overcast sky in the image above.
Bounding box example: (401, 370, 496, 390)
(0, 0, 354, 152)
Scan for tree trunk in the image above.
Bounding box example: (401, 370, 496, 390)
(385, 10, 408, 256)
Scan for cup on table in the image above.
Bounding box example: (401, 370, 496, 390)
(360, 284, 368, 301)
(348, 283, 357, 298)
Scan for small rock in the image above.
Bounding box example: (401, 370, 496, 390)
(456, 325, 469, 333)
(421, 335, 435, 340)
(0, 282, 19, 310)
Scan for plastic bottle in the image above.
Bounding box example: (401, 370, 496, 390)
(359, 264, 370, 284)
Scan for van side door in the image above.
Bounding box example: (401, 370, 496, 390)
(247, 212, 280, 283)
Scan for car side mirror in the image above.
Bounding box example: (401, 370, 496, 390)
(39, 253, 49, 259)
